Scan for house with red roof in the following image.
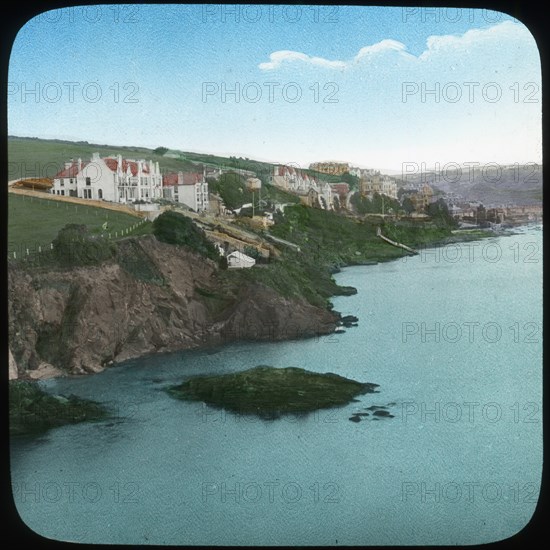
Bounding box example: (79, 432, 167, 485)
(52, 153, 162, 202)
(162, 171, 209, 212)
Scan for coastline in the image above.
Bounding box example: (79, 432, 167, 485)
(8, 225, 503, 382)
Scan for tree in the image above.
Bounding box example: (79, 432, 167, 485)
(402, 196, 415, 214)
(426, 198, 458, 228)
(243, 245, 262, 261)
(340, 172, 360, 190)
(153, 146, 168, 156)
(52, 224, 115, 267)
(153, 211, 219, 260)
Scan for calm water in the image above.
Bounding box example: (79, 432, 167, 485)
(10, 227, 542, 545)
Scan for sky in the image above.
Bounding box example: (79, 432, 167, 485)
(8, 4, 541, 172)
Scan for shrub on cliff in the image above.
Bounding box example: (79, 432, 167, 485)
(153, 211, 219, 260)
(52, 224, 116, 267)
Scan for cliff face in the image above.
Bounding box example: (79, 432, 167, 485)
(8, 236, 338, 378)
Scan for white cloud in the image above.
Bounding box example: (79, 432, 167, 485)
(258, 20, 535, 71)
(258, 50, 347, 71)
(419, 19, 533, 60)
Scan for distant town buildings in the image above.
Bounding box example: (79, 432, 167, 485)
(400, 183, 434, 211)
(309, 161, 350, 176)
(360, 174, 398, 200)
(52, 153, 163, 202)
(162, 171, 209, 212)
(349, 167, 378, 179)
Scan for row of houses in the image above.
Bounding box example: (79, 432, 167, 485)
(271, 165, 334, 209)
(309, 161, 350, 176)
(52, 153, 210, 212)
(52, 153, 163, 202)
(349, 167, 379, 179)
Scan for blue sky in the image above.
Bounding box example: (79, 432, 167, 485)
(8, 5, 541, 171)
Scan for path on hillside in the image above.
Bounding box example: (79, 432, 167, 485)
(376, 227, 418, 255)
(8, 187, 144, 218)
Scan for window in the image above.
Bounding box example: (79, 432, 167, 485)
(70, 178, 73, 184)
(60, 190, 65, 196)
(60, 181, 64, 187)
(86, 177, 91, 186)
(98, 189, 103, 199)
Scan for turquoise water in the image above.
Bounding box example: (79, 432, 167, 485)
(10, 226, 542, 545)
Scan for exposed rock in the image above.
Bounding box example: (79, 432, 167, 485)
(27, 362, 64, 380)
(340, 315, 359, 327)
(9, 236, 339, 378)
(373, 410, 394, 418)
(9, 349, 18, 380)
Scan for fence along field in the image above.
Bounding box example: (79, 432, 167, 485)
(8, 193, 148, 258)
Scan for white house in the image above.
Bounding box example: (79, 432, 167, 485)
(227, 251, 256, 269)
(52, 153, 163, 202)
(163, 172, 209, 212)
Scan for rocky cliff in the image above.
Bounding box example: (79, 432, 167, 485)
(8, 236, 338, 379)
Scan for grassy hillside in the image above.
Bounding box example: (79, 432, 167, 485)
(219, 205, 454, 309)
(7, 134, 347, 188)
(8, 136, 199, 180)
(8, 193, 147, 255)
(208, 172, 300, 210)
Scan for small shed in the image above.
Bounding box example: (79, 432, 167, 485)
(227, 251, 256, 269)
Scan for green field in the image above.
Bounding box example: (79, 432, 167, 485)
(8, 194, 148, 255)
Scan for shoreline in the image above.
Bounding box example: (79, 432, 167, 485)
(9, 224, 533, 383)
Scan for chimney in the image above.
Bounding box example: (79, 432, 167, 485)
(92, 152, 100, 161)
(64, 161, 71, 170)
(77, 158, 82, 172)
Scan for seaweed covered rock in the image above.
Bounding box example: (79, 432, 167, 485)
(167, 365, 379, 418)
(9, 380, 107, 436)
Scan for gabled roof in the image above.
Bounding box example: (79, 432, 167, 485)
(181, 172, 202, 185)
(104, 158, 150, 176)
(227, 250, 255, 262)
(54, 156, 152, 179)
(162, 173, 179, 186)
(54, 161, 89, 179)
(162, 172, 203, 187)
